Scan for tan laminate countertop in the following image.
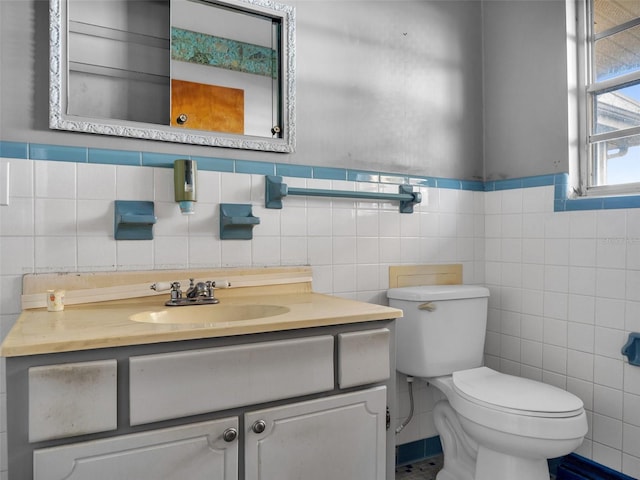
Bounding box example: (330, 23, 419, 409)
(1, 292, 402, 357)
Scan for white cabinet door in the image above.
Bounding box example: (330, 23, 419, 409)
(33, 418, 238, 480)
(245, 386, 387, 480)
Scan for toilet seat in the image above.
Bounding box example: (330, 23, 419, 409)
(452, 367, 583, 418)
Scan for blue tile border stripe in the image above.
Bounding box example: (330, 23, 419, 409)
(5, 140, 640, 211)
(396, 436, 443, 466)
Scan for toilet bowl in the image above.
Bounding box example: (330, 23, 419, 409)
(429, 367, 587, 480)
(388, 285, 588, 480)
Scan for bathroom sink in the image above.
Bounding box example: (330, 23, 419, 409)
(129, 304, 290, 325)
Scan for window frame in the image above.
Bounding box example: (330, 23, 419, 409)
(578, 0, 640, 197)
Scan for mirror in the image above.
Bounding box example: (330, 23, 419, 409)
(49, 0, 295, 152)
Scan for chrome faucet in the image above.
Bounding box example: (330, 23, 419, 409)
(151, 278, 224, 306)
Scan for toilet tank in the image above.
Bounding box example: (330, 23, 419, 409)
(387, 285, 490, 378)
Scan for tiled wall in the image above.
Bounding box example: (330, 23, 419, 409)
(0, 154, 486, 478)
(484, 184, 640, 478)
(3, 150, 640, 478)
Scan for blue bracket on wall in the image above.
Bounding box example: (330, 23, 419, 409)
(622, 332, 640, 367)
(265, 175, 422, 213)
(219, 203, 260, 240)
(114, 200, 157, 240)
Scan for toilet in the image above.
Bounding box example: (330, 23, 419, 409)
(388, 285, 587, 480)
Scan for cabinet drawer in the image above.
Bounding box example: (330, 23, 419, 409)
(338, 328, 390, 388)
(130, 335, 334, 425)
(33, 418, 238, 480)
(29, 359, 117, 442)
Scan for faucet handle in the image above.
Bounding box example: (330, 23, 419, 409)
(150, 282, 173, 292)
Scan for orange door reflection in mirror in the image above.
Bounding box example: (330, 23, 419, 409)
(171, 79, 244, 134)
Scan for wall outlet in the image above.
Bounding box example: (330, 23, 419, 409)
(0, 160, 9, 206)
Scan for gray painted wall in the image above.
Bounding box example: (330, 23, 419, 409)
(482, 0, 572, 181)
(0, 0, 484, 180)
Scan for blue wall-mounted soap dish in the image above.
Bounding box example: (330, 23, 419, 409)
(114, 201, 157, 240)
(622, 332, 640, 367)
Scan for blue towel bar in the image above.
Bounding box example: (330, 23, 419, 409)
(265, 175, 422, 213)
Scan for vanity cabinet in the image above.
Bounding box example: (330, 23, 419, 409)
(6, 322, 395, 479)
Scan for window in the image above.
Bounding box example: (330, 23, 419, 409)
(580, 0, 640, 195)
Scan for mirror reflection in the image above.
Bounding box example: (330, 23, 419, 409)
(51, 0, 296, 152)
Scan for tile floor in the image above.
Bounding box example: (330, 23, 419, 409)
(395, 456, 443, 480)
(395, 455, 556, 480)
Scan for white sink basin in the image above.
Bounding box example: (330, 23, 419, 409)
(129, 304, 290, 325)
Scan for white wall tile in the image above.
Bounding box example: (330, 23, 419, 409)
(0, 197, 33, 236)
(544, 317, 567, 347)
(280, 236, 306, 265)
(77, 200, 112, 236)
(626, 300, 640, 332)
(592, 441, 622, 471)
(623, 393, 640, 427)
(197, 171, 221, 204)
(220, 172, 251, 203)
(568, 322, 594, 353)
(34, 236, 77, 272)
(542, 344, 567, 374)
(622, 453, 640, 478)
(595, 297, 626, 330)
(116, 240, 153, 270)
(624, 363, 640, 396)
(626, 269, 640, 302)
(623, 423, 640, 457)
(251, 236, 281, 266)
(154, 236, 189, 269)
(78, 164, 116, 200)
(0, 237, 33, 275)
(187, 236, 221, 268)
(596, 268, 627, 300)
(35, 161, 76, 199)
(522, 264, 544, 291)
(597, 210, 626, 239)
(569, 239, 597, 267)
(116, 165, 153, 200)
(593, 413, 623, 449)
(220, 239, 253, 267)
(569, 211, 597, 239)
(34, 198, 76, 236)
(568, 294, 596, 324)
(77, 237, 116, 271)
(521, 339, 542, 367)
(569, 266, 596, 296)
(545, 213, 570, 238)
(522, 213, 545, 238)
(522, 239, 544, 264)
(594, 327, 625, 359)
(594, 356, 624, 389)
(567, 377, 594, 411)
(5, 158, 33, 198)
(568, 349, 594, 382)
(543, 291, 568, 320)
(593, 384, 623, 419)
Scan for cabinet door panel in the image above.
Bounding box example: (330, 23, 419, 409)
(245, 386, 387, 480)
(33, 418, 238, 480)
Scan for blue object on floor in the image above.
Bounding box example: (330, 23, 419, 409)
(556, 453, 635, 480)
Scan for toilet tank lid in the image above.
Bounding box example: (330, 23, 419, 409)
(387, 285, 489, 301)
